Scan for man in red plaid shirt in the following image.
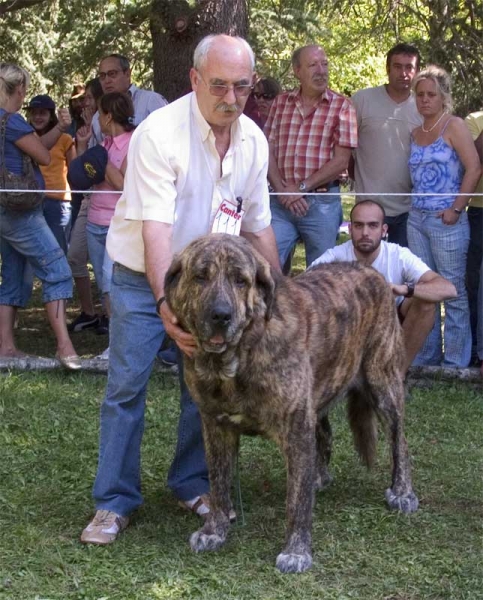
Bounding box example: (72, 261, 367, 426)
(264, 45, 358, 267)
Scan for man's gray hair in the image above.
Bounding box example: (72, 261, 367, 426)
(103, 54, 130, 72)
(193, 35, 255, 72)
(0, 63, 30, 107)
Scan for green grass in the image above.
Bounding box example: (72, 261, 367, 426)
(2, 196, 482, 598)
(0, 371, 482, 600)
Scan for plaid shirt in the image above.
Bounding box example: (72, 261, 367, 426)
(264, 88, 358, 185)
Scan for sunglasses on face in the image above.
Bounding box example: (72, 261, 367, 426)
(253, 92, 276, 100)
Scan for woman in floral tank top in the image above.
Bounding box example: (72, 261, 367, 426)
(408, 65, 481, 368)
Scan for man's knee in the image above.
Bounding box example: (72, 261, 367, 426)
(407, 298, 436, 321)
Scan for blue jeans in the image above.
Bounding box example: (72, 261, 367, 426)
(385, 212, 409, 247)
(43, 197, 71, 254)
(270, 188, 343, 267)
(0, 205, 72, 306)
(86, 221, 113, 297)
(408, 208, 471, 368)
(466, 206, 483, 361)
(92, 263, 208, 517)
(478, 258, 483, 361)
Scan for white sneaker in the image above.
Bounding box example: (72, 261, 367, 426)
(80, 509, 129, 545)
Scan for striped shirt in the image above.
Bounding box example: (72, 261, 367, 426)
(264, 88, 358, 185)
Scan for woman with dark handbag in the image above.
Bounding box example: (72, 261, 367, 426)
(0, 63, 80, 369)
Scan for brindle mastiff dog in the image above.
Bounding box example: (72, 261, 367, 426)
(164, 233, 419, 574)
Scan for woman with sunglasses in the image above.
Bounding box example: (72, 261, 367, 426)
(252, 77, 282, 126)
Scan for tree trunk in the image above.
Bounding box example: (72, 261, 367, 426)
(150, 0, 248, 102)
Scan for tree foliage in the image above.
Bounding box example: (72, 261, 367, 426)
(0, 0, 481, 112)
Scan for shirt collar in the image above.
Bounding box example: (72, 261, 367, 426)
(103, 130, 132, 152)
(290, 86, 331, 106)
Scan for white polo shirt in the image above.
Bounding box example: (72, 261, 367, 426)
(107, 92, 271, 273)
(310, 240, 430, 305)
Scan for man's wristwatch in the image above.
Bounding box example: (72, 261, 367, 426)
(405, 283, 415, 298)
(298, 181, 307, 192)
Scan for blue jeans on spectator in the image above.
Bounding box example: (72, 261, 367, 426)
(466, 206, 483, 362)
(270, 187, 343, 268)
(86, 221, 113, 302)
(92, 263, 208, 517)
(43, 197, 71, 254)
(408, 208, 471, 368)
(477, 257, 483, 362)
(0, 205, 72, 307)
(385, 212, 409, 247)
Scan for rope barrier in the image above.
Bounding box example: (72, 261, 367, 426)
(1, 189, 483, 197)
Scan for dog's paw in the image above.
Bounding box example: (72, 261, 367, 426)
(385, 488, 419, 514)
(276, 551, 313, 574)
(190, 530, 226, 553)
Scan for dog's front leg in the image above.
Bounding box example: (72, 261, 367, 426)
(276, 410, 316, 574)
(190, 416, 238, 553)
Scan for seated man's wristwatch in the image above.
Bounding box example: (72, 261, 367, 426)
(404, 282, 415, 298)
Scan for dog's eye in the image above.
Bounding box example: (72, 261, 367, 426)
(194, 274, 207, 285)
(234, 275, 247, 287)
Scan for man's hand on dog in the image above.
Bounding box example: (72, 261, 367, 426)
(159, 300, 197, 357)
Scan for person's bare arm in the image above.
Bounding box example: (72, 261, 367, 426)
(241, 225, 282, 272)
(104, 162, 124, 191)
(391, 270, 457, 302)
(14, 133, 50, 165)
(65, 141, 76, 166)
(143, 220, 196, 356)
(40, 108, 72, 150)
(439, 118, 481, 224)
(475, 130, 483, 163)
(302, 145, 352, 191)
(267, 143, 287, 193)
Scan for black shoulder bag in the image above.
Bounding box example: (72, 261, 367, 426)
(0, 112, 44, 212)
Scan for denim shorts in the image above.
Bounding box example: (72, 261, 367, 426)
(0, 205, 72, 307)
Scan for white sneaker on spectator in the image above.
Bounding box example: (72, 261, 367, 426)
(81, 509, 129, 545)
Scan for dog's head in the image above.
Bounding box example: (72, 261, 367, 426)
(165, 234, 276, 354)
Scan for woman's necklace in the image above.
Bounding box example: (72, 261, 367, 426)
(421, 111, 446, 133)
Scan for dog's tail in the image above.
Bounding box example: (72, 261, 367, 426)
(347, 390, 378, 468)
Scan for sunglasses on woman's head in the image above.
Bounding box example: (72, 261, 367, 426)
(253, 93, 275, 100)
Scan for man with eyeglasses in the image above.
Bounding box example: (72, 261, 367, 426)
(81, 34, 280, 546)
(264, 45, 358, 269)
(90, 53, 168, 145)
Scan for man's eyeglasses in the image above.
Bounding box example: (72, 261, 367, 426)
(197, 72, 253, 97)
(98, 69, 125, 81)
(253, 93, 276, 100)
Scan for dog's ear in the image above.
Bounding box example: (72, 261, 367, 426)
(164, 254, 183, 302)
(255, 258, 276, 321)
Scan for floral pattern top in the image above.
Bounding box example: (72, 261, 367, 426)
(408, 118, 464, 211)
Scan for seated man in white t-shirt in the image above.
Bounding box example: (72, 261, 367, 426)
(310, 200, 457, 374)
